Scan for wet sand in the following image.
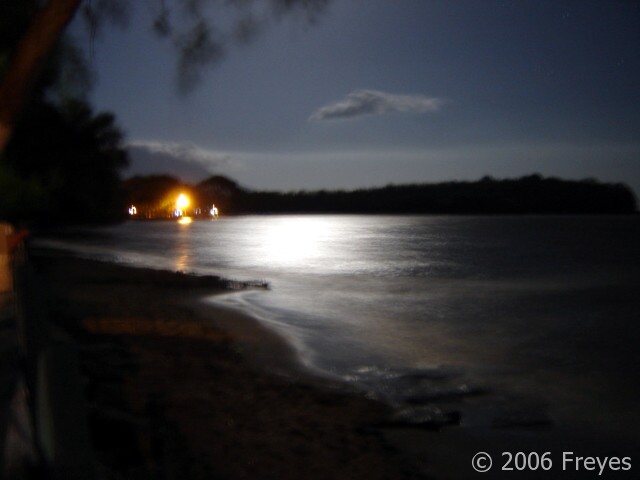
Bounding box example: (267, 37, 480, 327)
(30, 249, 422, 479)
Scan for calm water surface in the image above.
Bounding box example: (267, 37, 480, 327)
(41, 215, 640, 454)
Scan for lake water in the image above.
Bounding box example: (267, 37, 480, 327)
(40, 215, 640, 457)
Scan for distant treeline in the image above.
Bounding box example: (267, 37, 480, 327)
(124, 174, 637, 217)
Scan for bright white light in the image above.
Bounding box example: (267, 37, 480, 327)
(210, 204, 219, 217)
(177, 194, 189, 209)
(260, 218, 329, 265)
(128, 205, 137, 215)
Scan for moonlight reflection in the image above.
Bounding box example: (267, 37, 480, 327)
(258, 217, 334, 266)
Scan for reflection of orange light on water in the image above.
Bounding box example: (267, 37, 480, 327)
(176, 253, 189, 271)
(178, 216, 192, 225)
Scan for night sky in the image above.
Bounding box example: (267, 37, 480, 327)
(80, 0, 640, 195)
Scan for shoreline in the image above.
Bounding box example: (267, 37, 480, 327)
(24, 243, 640, 479)
(28, 247, 423, 479)
(33, 245, 338, 388)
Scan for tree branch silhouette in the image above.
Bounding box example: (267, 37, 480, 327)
(0, 0, 330, 155)
(0, 0, 82, 153)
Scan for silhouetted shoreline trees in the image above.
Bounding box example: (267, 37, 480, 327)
(125, 174, 638, 218)
(3, 98, 129, 224)
(1, 2, 129, 225)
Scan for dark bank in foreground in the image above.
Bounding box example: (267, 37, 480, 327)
(21, 248, 423, 479)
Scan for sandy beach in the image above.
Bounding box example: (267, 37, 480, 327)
(29, 248, 422, 479)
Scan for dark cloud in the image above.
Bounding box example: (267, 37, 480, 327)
(126, 141, 234, 182)
(309, 90, 446, 121)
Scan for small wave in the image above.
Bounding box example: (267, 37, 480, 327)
(385, 406, 461, 430)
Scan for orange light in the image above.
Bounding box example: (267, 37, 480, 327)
(177, 194, 189, 209)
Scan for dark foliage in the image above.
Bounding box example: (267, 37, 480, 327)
(229, 175, 636, 215)
(126, 174, 637, 218)
(122, 175, 187, 218)
(3, 98, 129, 224)
(1, 2, 127, 225)
(74, 0, 331, 94)
(196, 175, 245, 214)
